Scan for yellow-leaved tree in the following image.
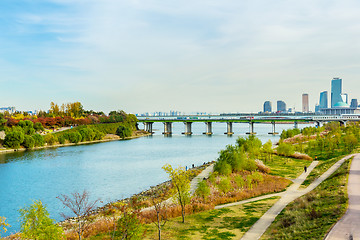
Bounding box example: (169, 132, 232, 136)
(162, 164, 190, 223)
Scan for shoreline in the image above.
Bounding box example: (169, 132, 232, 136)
(0, 130, 151, 155)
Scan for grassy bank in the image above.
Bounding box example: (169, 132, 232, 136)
(261, 158, 351, 240)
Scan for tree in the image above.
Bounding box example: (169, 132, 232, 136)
(0, 114, 6, 131)
(19, 200, 64, 240)
(149, 190, 168, 240)
(57, 190, 99, 240)
(115, 199, 144, 240)
(277, 142, 295, 157)
(116, 125, 132, 139)
(162, 164, 190, 223)
(23, 135, 35, 149)
(0, 216, 10, 238)
(3, 130, 24, 149)
(261, 140, 273, 163)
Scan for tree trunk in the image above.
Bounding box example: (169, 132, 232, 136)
(181, 205, 185, 223)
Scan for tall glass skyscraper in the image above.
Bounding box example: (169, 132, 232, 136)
(263, 101, 272, 112)
(277, 100, 286, 112)
(331, 78, 342, 107)
(319, 91, 328, 109)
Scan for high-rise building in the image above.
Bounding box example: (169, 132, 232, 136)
(331, 77, 343, 107)
(351, 99, 358, 108)
(319, 91, 328, 109)
(263, 101, 272, 112)
(302, 94, 309, 112)
(277, 100, 286, 112)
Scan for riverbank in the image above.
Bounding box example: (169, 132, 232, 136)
(0, 130, 151, 155)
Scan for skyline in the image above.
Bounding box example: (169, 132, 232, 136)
(1, 1, 360, 114)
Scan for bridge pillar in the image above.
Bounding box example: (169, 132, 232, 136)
(203, 122, 212, 135)
(268, 121, 278, 135)
(294, 121, 298, 129)
(339, 120, 347, 127)
(144, 122, 154, 133)
(182, 122, 192, 135)
(162, 122, 172, 135)
(246, 121, 256, 134)
(224, 122, 234, 135)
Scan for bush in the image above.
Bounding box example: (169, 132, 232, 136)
(214, 161, 232, 176)
(196, 180, 210, 200)
(277, 142, 295, 157)
(18, 120, 35, 135)
(116, 125, 132, 139)
(234, 175, 245, 188)
(23, 135, 35, 149)
(4, 130, 25, 149)
(218, 177, 232, 193)
(34, 122, 44, 132)
(58, 135, 66, 144)
(68, 131, 82, 143)
(44, 134, 57, 146)
(32, 134, 45, 147)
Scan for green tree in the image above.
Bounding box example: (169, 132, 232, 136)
(116, 201, 144, 240)
(18, 120, 35, 135)
(342, 134, 358, 153)
(261, 140, 273, 162)
(277, 142, 295, 157)
(162, 164, 191, 223)
(44, 134, 58, 145)
(19, 200, 64, 240)
(3, 130, 25, 149)
(116, 125, 132, 139)
(0, 216, 10, 238)
(0, 114, 6, 131)
(195, 180, 210, 200)
(23, 135, 35, 149)
(32, 134, 45, 147)
(34, 122, 45, 132)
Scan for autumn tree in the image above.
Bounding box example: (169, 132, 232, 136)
(0, 216, 10, 238)
(57, 190, 99, 240)
(19, 200, 64, 240)
(162, 164, 190, 223)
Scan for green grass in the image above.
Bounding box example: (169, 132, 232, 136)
(142, 197, 280, 240)
(261, 158, 351, 240)
(265, 155, 311, 179)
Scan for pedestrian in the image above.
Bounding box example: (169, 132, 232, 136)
(315, 156, 318, 160)
(192, 164, 194, 168)
(304, 165, 307, 173)
(186, 166, 187, 171)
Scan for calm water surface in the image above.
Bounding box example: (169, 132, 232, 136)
(0, 122, 311, 234)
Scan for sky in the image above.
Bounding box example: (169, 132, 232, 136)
(1, 0, 360, 114)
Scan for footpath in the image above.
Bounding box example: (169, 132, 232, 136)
(325, 153, 360, 240)
(237, 154, 355, 240)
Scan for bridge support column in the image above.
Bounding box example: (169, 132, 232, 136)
(203, 122, 212, 135)
(268, 121, 278, 135)
(182, 122, 192, 135)
(162, 122, 172, 135)
(246, 122, 256, 134)
(294, 121, 298, 129)
(339, 120, 347, 127)
(144, 122, 154, 133)
(224, 122, 234, 135)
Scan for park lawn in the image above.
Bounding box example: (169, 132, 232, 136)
(143, 197, 279, 240)
(261, 158, 351, 240)
(265, 155, 311, 179)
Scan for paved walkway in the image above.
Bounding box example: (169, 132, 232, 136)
(240, 154, 355, 240)
(325, 153, 360, 240)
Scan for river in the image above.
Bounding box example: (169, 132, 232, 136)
(0, 122, 310, 235)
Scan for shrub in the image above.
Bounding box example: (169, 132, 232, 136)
(58, 135, 66, 144)
(116, 125, 132, 139)
(214, 161, 232, 176)
(68, 132, 82, 143)
(34, 122, 44, 132)
(44, 134, 57, 146)
(196, 180, 210, 200)
(277, 142, 295, 157)
(3, 130, 25, 149)
(32, 134, 45, 147)
(234, 175, 245, 188)
(23, 135, 35, 149)
(218, 177, 232, 193)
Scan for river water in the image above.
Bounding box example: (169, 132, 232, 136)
(0, 122, 310, 235)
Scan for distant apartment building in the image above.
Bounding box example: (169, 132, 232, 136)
(277, 100, 286, 112)
(351, 99, 358, 108)
(302, 94, 309, 113)
(263, 101, 272, 113)
(331, 78, 343, 107)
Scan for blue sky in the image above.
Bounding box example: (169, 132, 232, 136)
(1, 0, 360, 114)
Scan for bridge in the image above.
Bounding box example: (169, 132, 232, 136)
(137, 114, 360, 135)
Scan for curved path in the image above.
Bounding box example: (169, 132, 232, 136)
(239, 154, 355, 240)
(325, 153, 360, 240)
